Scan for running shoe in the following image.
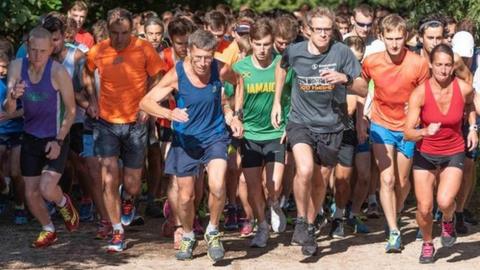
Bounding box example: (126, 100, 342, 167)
(455, 212, 468, 234)
(96, 219, 112, 240)
(79, 198, 95, 222)
(173, 227, 184, 250)
(301, 224, 318, 257)
(14, 209, 28, 225)
(271, 203, 287, 233)
(440, 220, 457, 247)
(464, 209, 478, 225)
(204, 230, 225, 262)
(250, 224, 269, 248)
(419, 242, 435, 264)
(175, 237, 197, 260)
(240, 220, 254, 238)
(291, 217, 309, 246)
(58, 194, 79, 232)
(314, 213, 328, 236)
(330, 218, 345, 238)
(347, 216, 369, 234)
(107, 230, 126, 253)
(32, 230, 57, 248)
(120, 199, 136, 226)
(385, 230, 402, 253)
(224, 204, 239, 231)
(46, 201, 56, 216)
(366, 202, 380, 219)
(193, 216, 205, 235)
(130, 214, 145, 226)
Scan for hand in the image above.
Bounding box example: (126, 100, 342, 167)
(86, 100, 99, 119)
(45, 141, 61, 160)
(137, 110, 149, 124)
(225, 111, 233, 126)
(425, 122, 441, 136)
(356, 116, 369, 144)
(169, 108, 189, 122)
(319, 70, 348, 85)
(11, 80, 26, 99)
(467, 130, 478, 152)
(230, 117, 244, 138)
(271, 102, 282, 129)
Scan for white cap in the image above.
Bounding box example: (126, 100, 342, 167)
(452, 31, 474, 58)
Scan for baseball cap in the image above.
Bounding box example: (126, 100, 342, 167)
(452, 31, 474, 58)
(235, 24, 251, 35)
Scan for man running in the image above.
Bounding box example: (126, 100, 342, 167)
(356, 14, 430, 252)
(140, 29, 237, 262)
(271, 7, 365, 256)
(84, 7, 165, 252)
(5, 26, 78, 248)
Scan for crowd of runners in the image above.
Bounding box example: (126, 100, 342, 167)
(0, 0, 480, 265)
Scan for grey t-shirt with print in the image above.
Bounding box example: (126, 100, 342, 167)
(281, 40, 361, 133)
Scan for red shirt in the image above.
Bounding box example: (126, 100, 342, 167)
(418, 78, 465, 155)
(75, 29, 94, 49)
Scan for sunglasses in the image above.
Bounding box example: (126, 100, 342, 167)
(355, 20, 373, 28)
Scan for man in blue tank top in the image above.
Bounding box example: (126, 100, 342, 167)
(140, 29, 240, 262)
(4, 27, 78, 248)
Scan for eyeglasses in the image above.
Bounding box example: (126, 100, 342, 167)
(355, 20, 373, 28)
(308, 25, 333, 34)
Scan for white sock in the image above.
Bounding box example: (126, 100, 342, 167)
(206, 222, 218, 234)
(42, 222, 55, 232)
(333, 208, 345, 219)
(56, 195, 67, 208)
(112, 223, 124, 233)
(368, 194, 377, 205)
(183, 231, 195, 239)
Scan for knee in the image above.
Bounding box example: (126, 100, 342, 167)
(296, 165, 313, 183)
(381, 174, 395, 190)
(25, 188, 40, 200)
(209, 184, 226, 201)
(416, 203, 433, 218)
(39, 182, 53, 199)
(178, 190, 195, 206)
(437, 196, 454, 212)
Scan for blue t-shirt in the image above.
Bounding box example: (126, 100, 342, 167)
(0, 79, 24, 134)
(16, 43, 27, 59)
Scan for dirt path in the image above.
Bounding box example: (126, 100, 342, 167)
(1, 206, 479, 270)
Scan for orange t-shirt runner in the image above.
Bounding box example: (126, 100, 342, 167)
(86, 36, 166, 124)
(362, 49, 430, 131)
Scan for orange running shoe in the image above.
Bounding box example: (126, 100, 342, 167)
(58, 194, 80, 232)
(32, 231, 57, 248)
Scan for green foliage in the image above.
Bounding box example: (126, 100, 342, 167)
(0, 0, 62, 43)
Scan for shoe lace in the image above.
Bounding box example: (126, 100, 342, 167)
(421, 243, 434, 257)
(111, 231, 123, 243)
(37, 231, 51, 242)
(59, 206, 72, 221)
(207, 232, 223, 248)
(442, 221, 454, 237)
(179, 238, 193, 252)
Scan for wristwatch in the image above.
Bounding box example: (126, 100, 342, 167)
(233, 109, 243, 120)
(344, 74, 353, 86)
(55, 138, 64, 147)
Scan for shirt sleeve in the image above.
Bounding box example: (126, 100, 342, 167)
(361, 56, 372, 82)
(341, 46, 362, 79)
(85, 44, 98, 72)
(143, 42, 167, 76)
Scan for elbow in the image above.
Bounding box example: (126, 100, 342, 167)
(139, 98, 149, 113)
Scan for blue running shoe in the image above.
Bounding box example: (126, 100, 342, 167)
(119, 185, 136, 226)
(385, 230, 402, 253)
(79, 198, 95, 222)
(107, 230, 126, 253)
(347, 216, 369, 234)
(14, 209, 28, 225)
